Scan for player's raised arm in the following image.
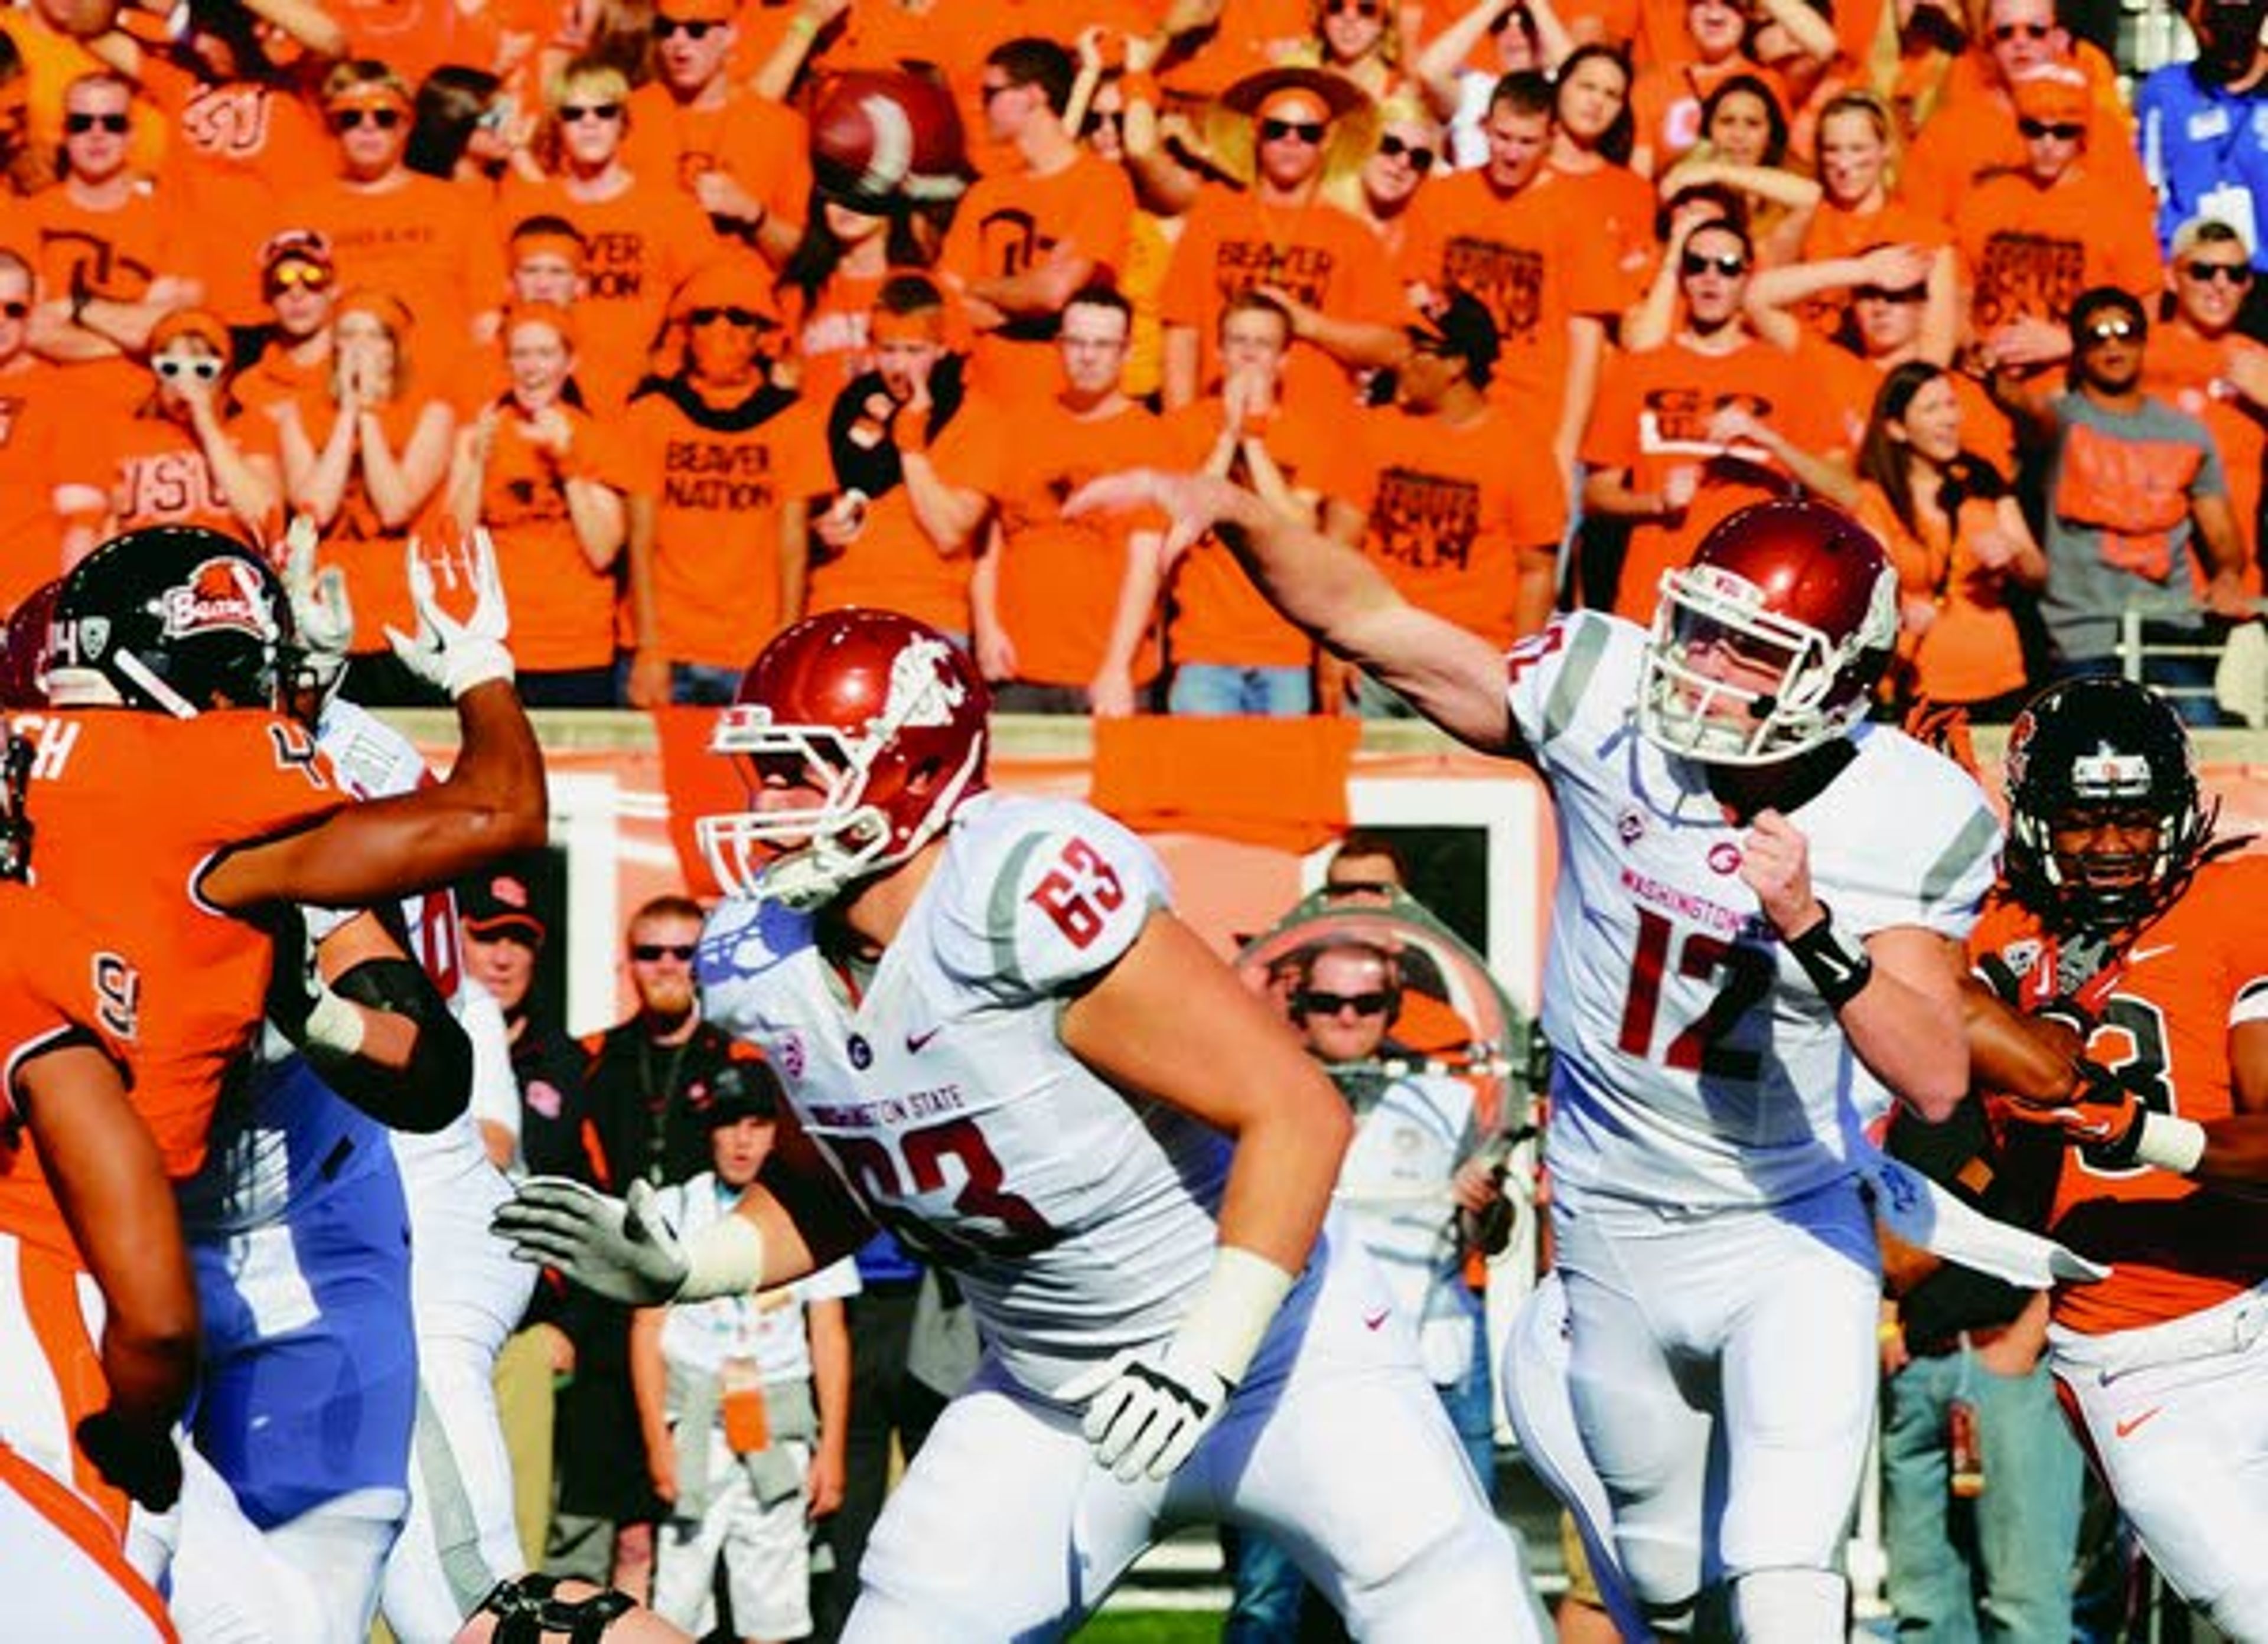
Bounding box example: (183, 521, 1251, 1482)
(201, 530, 549, 912)
(1065, 469, 1524, 756)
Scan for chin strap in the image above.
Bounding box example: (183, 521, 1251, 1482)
(474, 1575, 637, 1643)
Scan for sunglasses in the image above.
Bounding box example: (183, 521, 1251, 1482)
(1294, 988, 1393, 1017)
(2016, 117, 2083, 140)
(687, 305, 764, 328)
(0, 301, 25, 320)
(154, 354, 222, 381)
(1260, 116, 1328, 144)
(1379, 132, 1436, 171)
(1084, 108, 1125, 135)
(1324, 0, 1384, 15)
(631, 942, 698, 963)
(2083, 315, 2139, 342)
(653, 15, 718, 37)
(559, 102, 623, 123)
(2184, 259, 2253, 285)
(64, 111, 129, 135)
(1992, 19, 2053, 38)
(1854, 280, 1927, 303)
(267, 262, 332, 293)
(1680, 249, 1748, 277)
(331, 106, 403, 131)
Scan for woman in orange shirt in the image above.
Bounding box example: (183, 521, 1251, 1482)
(274, 289, 457, 706)
(774, 190, 947, 409)
(1855, 358, 2045, 717)
(1775, 91, 1956, 348)
(1298, 0, 1411, 103)
(1544, 45, 1656, 301)
(1656, 74, 1821, 266)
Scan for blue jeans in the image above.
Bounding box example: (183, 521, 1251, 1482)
(1880, 1351, 2083, 1643)
(611, 653, 742, 706)
(1166, 663, 1313, 716)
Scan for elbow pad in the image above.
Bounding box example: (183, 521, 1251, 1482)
(318, 957, 474, 1134)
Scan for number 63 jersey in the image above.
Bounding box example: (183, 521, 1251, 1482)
(697, 791, 1237, 1398)
(1507, 612, 2002, 1209)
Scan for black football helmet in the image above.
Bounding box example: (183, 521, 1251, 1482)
(2002, 676, 2215, 934)
(47, 527, 295, 717)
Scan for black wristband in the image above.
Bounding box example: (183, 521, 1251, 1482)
(1786, 903, 1874, 1009)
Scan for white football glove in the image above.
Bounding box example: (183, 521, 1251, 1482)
(383, 529, 515, 699)
(1060, 1340, 1234, 1484)
(279, 514, 354, 697)
(491, 1176, 689, 1304)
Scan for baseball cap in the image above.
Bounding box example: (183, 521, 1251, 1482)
(460, 870, 545, 943)
(670, 260, 780, 325)
(148, 306, 232, 360)
(699, 1060, 781, 1127)
(260, 229, 335, 288)
(1405, 288, 1500, 386)
(2009, 66, 2091, 126)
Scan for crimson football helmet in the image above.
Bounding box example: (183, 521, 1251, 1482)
(1637, 498, 1898, 765)
(699, 609, 990, 907)
(2002, 676, 2215, 934)
(0, 579, 61, 708)
(47, 527, 295, 717)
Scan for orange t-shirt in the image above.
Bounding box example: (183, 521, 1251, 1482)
(53, 397, 275, 546)
(1540, 161, 1660, 309)
(1398, 169, 1627, 419)
(1161, 187, 1403, 402)
(286, 387, 451, 652)
(1896, 45, 2151, 227)
(1158, 0, 1312, 98)
(1793, 198, 1947, 342)
(1156, 398, 1364, 669)
(277, 173, 509, 345)
(938, 152, 1137, 406)
(1969, 855, 2268, 1337)
(933, 394, 1178, 687)
(471, 402, 626, 671)
(19, 707, 349, 1175)
(0, 14, 169, 180)
(1630, 57, 1791, 172)
(0, 360, 76, 609)
(1854, 477, 2029, 705)
(778, 265, 973, 411)
(621, 378, 819, 666)
(1359, 402, 1566, 649)
(329, 0, 504, 83)
(2143, 322, 2268, 597)
(1582, 332, 1839, 623)
(22, 184, 198, 311)
(494, 173, 728, 411)
(783, 384, 976, 637)
(620, 83, 812, 240)
(1952, 169, 2162, 338)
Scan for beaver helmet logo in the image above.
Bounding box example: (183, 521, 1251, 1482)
(161, 557, 278, 644)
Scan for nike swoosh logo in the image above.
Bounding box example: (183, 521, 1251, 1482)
(1362, 1309, 1389, 1331)
(2127, 945, 2176, 965)
(2115, 1407, 2164, 1439)
(905, 1026, 944, 1052)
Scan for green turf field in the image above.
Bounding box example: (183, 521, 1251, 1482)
(1072, 1612, 1222, 1642)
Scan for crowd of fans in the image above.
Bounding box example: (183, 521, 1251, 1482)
(0, 0, 2262, 723)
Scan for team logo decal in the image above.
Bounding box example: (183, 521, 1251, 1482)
(774, 1029, 806, 1082)
(160, 557, 276, 643)
(847, 1033, 872, 1070)
(1617, 807, 1646, 846)
(1707, 842, 1743, 876)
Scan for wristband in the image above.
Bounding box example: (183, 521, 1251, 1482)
(2133, 1112, 2208, 1176)
(302, 987, 369, 1059)
(1175, 1245, 1296, 1388)
(1785, 903, 1874, 1009)
(677, 1211, 767, 1301)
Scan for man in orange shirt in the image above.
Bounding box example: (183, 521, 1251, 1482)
(1953, 67, 2162, 381)
(1397, 70, 1622, 479)
(1159, 67, 1403, 410)
(621, 262, 813, 707)
(1158, 290, 1366, 716)
(0, 247, 73, 606)
(2145, 217, 2268, 596)
(924, 285, 1175, 715)
(622, 0, 810, 267)
(1582, 218, 1853, 622)
(1354, 290, 1563, 714)
(783, 272, 980, 642)
(939, 37, 1135, 408)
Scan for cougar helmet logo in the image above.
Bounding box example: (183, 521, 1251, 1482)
(162, 557, 278, 643)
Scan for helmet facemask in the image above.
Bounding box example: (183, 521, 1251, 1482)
(1637, 559, 1895, 765)
(2010, 759, 2215, 935)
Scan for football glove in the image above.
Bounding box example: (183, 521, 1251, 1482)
(76, 1408, 182, 1513)
(2003, 1059, 2150, 1169)
(1059, 1341, 1233, 1485)
(383, 529, 514, 699)
(491, 1177, 689, 1304)
(279, 514, 353, 702)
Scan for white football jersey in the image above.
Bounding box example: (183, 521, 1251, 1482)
(697, 792, 1234, 1397)
(1506, 612, 2000, 1208)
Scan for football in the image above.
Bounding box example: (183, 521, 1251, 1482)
(809, 70, 971, 207)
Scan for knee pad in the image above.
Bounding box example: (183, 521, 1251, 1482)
(1615, 1524, 1703, 1619)
(1345, 1503, 1550, 1644)
(473, 1574, 637, 1643)
(1728, 1567, 1845, 1643)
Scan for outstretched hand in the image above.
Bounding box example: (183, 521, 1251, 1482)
(1064, 468, 1239, 568)
(280, 515, 354, 691)
(383, 529, 516, 699)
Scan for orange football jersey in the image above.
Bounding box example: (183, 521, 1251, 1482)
(1970, 853, 2268, 1335)
(9, 707, 348, 1176)
(0, 884, 141, 1264)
